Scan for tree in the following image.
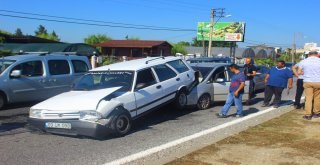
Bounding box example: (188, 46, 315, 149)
(35, 25, 48, 36)
(171, 43, 187, 55)
(34, 25, 60, 41)
(15, 28, 23, 36)
(191, 37, 202, 47)
(177, 41, 190, 46)
(84, 34, 112, 45)
(0, 29, 12, 35)
(48, 31, 60, 41)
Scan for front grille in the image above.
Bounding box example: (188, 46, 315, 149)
(42, 111, 80, 119)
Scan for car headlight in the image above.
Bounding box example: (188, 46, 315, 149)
(29, 109, 42, 118)
(79, 111, 103, 121)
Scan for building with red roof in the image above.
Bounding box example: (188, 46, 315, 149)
(96, 40, 172, 59)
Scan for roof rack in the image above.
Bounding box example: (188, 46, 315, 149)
(145, 56, 165, 64)
(23, 52, 49, 56)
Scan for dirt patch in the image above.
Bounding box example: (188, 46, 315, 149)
(167, 110, 320, 165)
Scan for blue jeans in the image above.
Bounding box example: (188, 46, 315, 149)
(221, 92, 243, 115)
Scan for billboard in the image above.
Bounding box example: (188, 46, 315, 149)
(197, 22, 245, 42)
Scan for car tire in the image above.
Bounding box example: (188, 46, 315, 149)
(197, 94, 211, 110)
(0, 94, 5, 110)
(175, 89, 187, 110)
(111, 111, 132, 137)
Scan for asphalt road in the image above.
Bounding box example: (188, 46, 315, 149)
(0, 81, 299, 165)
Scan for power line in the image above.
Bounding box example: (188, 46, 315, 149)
(0, 9, 194, 30)
(0, 13, 196, 32)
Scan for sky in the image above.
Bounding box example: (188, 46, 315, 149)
(1, 0, 319, 48)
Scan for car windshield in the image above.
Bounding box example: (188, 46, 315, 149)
(0, 59, 16, 74)
(73, 71, 134, 91)
(191, 67, 213, 79)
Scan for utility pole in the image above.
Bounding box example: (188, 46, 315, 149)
(292, 32, 302, 64)
(293, 33, 296, 64)
(208, 9, 215, 57)
(208, 8, 226, 57)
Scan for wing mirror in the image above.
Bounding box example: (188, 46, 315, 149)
(216, 78, 225, 83)
(10, 70, 22, 78)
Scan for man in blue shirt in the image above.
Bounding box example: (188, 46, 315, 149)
(218, 64, 246, 118)
(262, 60, 293, 108)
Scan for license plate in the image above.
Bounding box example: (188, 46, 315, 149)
(45, 122, 71, 129)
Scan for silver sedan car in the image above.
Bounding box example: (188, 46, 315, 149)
(187, 63, 250, 110)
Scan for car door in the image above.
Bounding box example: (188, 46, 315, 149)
(134, 68, 163, 115)
(211, 66, 230, 101)
(8, 60, 48, 102)
(167, 60, 193, 87)
(46, 59, 73, 96)
(152, 64, 178, 102)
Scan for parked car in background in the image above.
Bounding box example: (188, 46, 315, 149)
(187, 63, 250, 110)
(28, 57, 195, 138)
(0, 53, 91, 109)
(238, 64, 270, 91)
(186, 57, 232, 64)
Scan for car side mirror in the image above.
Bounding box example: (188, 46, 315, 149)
(10, 70, 22, 78)
(216, 78, 225, 83)
(136, 83, 147, 90)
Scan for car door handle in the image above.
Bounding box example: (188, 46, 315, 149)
(156, 85, 162, 89)
(187, 74, 190, 78)
(176, 78, 181, 81)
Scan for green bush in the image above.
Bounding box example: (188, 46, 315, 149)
(102, 56, 118, 66)
(0, 50, 13, 56)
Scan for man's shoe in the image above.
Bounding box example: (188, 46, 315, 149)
(217, 113, 227, 118)
(313, 113, 320, 118)
(235, 114, 244, 118)
(302, 115, 312, 120)
(273, 105, 280, 108)
(261, 103, 270, 107)
(294, 105, 302, 109)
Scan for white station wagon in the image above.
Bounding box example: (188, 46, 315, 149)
(28, 56, 195, 138)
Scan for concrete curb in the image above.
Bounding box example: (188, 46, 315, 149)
(105, 101, 297, 165)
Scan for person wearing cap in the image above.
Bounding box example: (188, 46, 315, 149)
(262, 60, 293, 108)
(243, 57, 257, 105)
(218, 64, 246, 118)
(297, 50, 320, 120)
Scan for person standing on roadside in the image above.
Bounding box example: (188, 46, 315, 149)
(262, 60, 293, 108)
(292, 62, 305, 109)
(218, 64, 246, 118)
(243, 58, 257, 105)
(297, 50, 320, 120)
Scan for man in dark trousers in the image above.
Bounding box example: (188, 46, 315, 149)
(292, 62, 304, 109)
(243, 58, 257, 105)
(262, 60, 293, 108)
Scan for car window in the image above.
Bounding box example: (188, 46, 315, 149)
(11, 61, 43, 77)
(72, 60, 89, 73)
(48, 60, 70, 75)
(167, 60, 189, 73)
(153, 64, 177, 82)
(135, 68, 157, 89)
(211, 67, 226, 82)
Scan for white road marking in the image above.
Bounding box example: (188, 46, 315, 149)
(105, 97, 305, 165)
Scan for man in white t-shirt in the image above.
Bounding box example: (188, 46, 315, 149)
(298, 50, 320, 120)
(292, 62, 304, 109)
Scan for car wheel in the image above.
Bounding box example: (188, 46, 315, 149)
(111, 112, 132, 137)
(0, 94, 5, 109)
(175, 90, 187, 110)
(197, 94, 211, 110)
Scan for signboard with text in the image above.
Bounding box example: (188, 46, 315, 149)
(197, 22, 245, 42)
